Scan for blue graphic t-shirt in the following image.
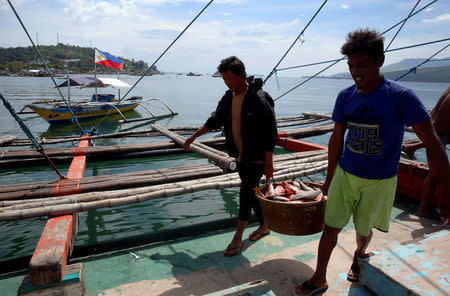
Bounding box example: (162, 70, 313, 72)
(332, 79, 430, 179)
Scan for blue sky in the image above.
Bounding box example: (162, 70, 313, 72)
(1, 0, 449, 76)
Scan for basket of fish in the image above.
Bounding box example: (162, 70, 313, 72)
(255, 180, 325, 235)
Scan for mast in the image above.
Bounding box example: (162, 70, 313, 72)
(117, 69, 120, 100)
(67, 71, 70, 105)
(94, 49, 98, 101)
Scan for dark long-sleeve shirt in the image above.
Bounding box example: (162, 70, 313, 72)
(204, 76, 277, 164)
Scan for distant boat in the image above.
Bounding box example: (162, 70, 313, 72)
(21, 48, 176, 124)
(186, 72, 201, 76)
(24, 76, 142, 124)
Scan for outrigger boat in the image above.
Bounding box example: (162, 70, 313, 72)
(20, 48, 177, 124)
(23, 76, 142, 124)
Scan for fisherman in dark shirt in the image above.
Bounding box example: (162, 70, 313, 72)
(184, 56, 277, 256)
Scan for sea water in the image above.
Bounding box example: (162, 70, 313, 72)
(0, 74, 448, 262)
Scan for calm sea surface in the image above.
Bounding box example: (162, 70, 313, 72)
(0, 75, 448, 262)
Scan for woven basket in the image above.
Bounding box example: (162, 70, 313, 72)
(256, 181, 325, 235)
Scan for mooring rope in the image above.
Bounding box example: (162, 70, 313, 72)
(395, 42, 450, 81)
(0, 92, 66, 179)
(91, 0, 214, 132)
(263, 0, 328, 84)
(273, 0, 439, 101)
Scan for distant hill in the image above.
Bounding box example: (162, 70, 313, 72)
(381, 57, 450, 72)
(327, 58, 450, 83)
(383, 65, 450, 83)
(0, 43, 159, 75)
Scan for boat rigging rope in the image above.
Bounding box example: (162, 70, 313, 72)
(91, 0, 214, 132)
(395, 42, 450, 81)
(7, 0, 86, 134)
(272, 0, 439, 102)
(0, 92, 67, 179)
(275, 38, 450, 72)
(385, 0, 422, 52)
(263, 0, 328, 84)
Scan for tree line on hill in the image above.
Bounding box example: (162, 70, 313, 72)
(0, 43, 159, 75)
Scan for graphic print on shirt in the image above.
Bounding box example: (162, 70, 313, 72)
(346, 122, 383, 155)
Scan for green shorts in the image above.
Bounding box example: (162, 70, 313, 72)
(325, 165, 397, 237)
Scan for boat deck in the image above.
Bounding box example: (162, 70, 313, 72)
(3, 195, 447, 296)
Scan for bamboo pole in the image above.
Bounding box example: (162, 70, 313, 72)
(0, 124, 331, 162)
(6, 115, 319, 147)
(279, 123, 334, 138)
(277, 118, 329, 128)
(302, 112, 332, 119)
(0, 158, 327, 209)
(0, 163, 220, 194)
(0, 135, 16, 146)
(0, 163, 327, 220)
(0, 166, 224, 201)
(0, 150, 327, 201)
(0, 137, 226, 160)
(151, 124, 237, 170)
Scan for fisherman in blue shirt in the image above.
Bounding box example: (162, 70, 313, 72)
(294, 29, 450, 296)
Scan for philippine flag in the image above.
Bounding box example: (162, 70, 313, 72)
(95, 48, 123, 70)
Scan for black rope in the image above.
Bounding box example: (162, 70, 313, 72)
(395, 42, 450, 81)
(385, 0, 421, 51)
(380, 0, 437, 35)
(0, 92, 66, 179)
(275, 37, 450, 72)
(91, 0, 214, 131)
(274, 58, 345, 102)
(263, 0, 328, 84)
(7, 0, 85, 134)
(273, 0, 439, 101)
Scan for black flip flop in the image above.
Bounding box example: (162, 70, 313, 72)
(347, 262, 360, 282)
(292, 281, 328, 296)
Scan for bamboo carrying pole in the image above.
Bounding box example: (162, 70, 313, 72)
(151, 124, 237, 170)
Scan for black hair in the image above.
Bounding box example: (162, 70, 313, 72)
(341, 28, 385, 60)
(217, 56, 247, 77)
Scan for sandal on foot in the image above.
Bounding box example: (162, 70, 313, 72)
(292, 281, 328, 296)
(224, 241, 244, 256)
(249, 230, 270, 241)
(347, 262, 360, 282)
